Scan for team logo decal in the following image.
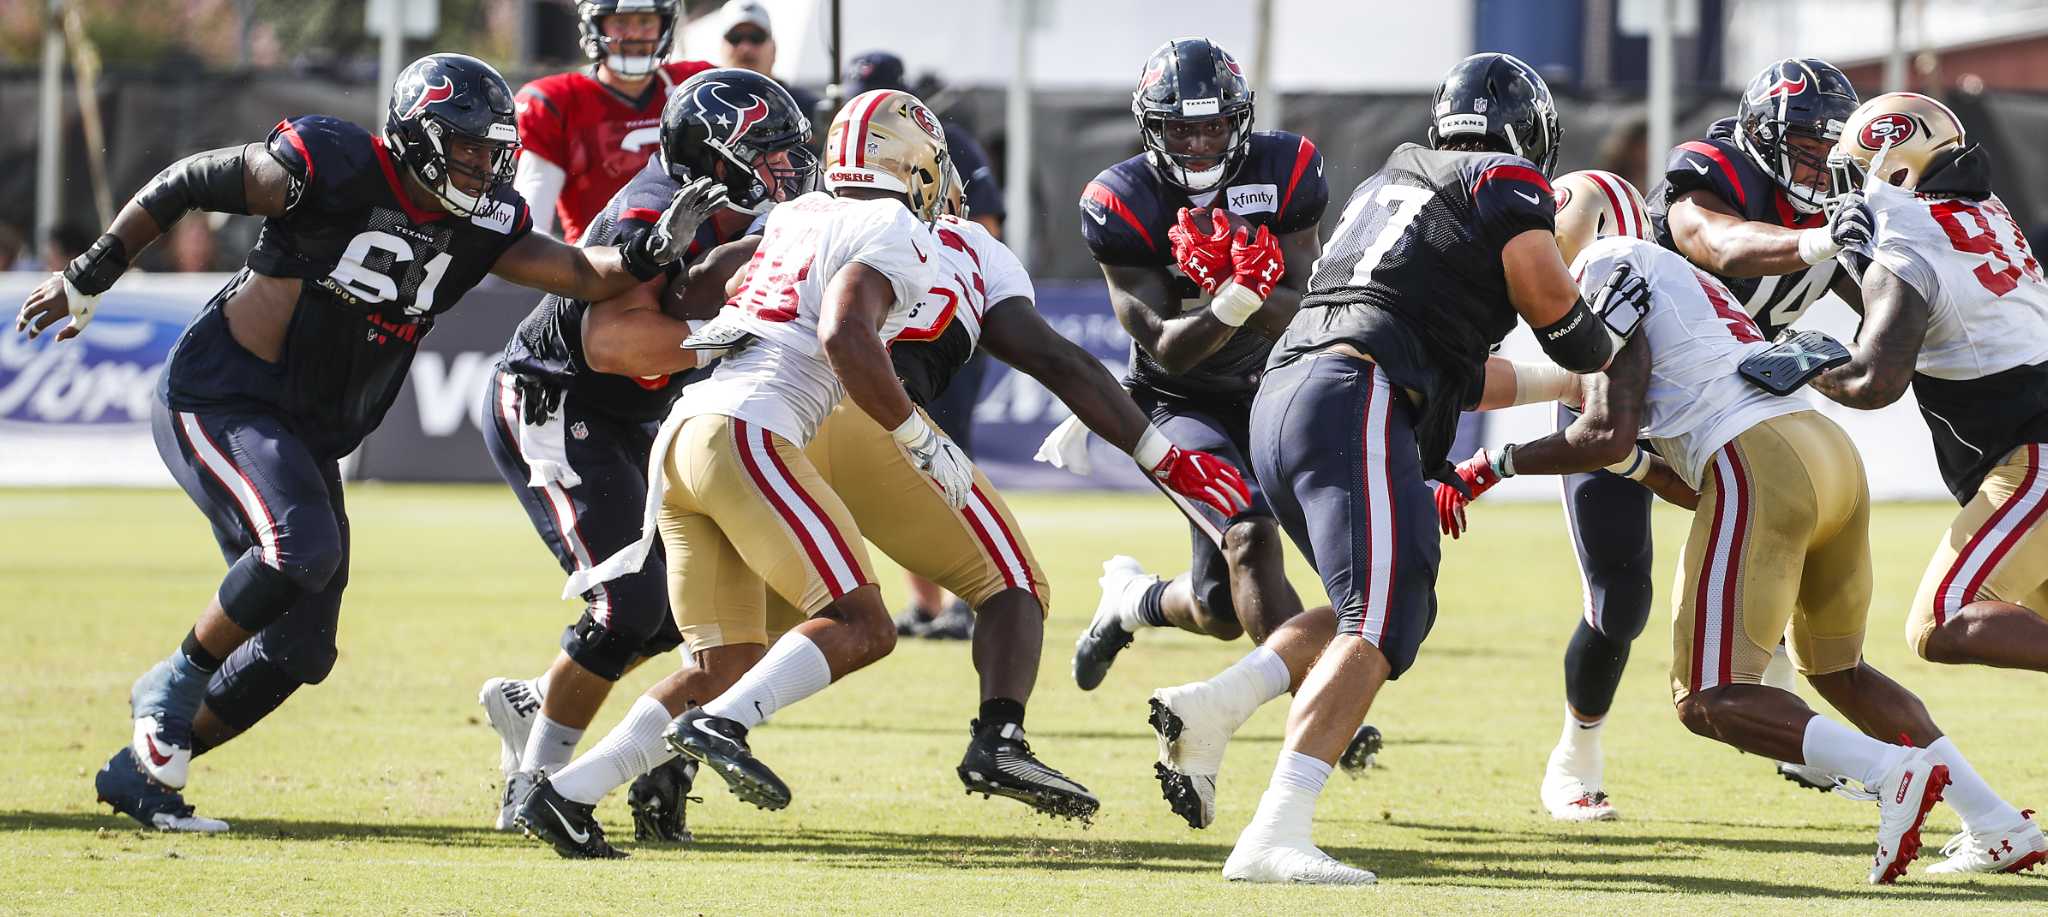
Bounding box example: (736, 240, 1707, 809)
(908, 102, 943, 142)
(571, 421, 589, 440)
(403, 76, 456, 121)
(1552, 185, 1572, 211)
(1859, 112, 1918, 150)
(1222, 52, 1243, 78)
(1747, 72, 1808, 104)
(1139, 60, 1167, 91)
(699, 84, 772, 150)
(1473, 97, 1489, 114)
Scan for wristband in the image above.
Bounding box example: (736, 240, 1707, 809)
(1604, 447, 1651, 481)
(1132, 425, 1172, 469)
(1491, 443, 1517, 478)
(1207, 282, 1262, 327)
(64, 233, 130, 296)
(890, 411, 934, 447)
(1797, 227, 1842, 266)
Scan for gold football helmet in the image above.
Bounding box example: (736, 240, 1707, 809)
(824, 88, 954, 223)
(1831, 91, 1967, 191)
(1550, 169, 1653, 265)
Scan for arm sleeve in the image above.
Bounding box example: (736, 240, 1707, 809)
(513, 155, 566, 237)
(1080, 178, 1163, 267)
(1275, 136, 1329, 234)
(1471, 159, 1557, 248)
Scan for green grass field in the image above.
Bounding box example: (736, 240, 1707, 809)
(3, 486, 2043, 914)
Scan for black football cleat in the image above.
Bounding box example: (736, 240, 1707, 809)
(94, 746, 227, 833)
(957, 720, 1099, 823)
(664, 709, 791, 811)
(922, 600, 976, 641)
(514, 774, 626, 859)
(627, 756, 702, 843)
(1340, 724, 1383, 776)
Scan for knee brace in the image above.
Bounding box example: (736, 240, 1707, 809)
(217, 553, 306, 632)
(201, 645, 306, 737)
(559, 608, 649, 682)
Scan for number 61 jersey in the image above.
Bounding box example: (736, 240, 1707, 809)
(163, 115, 532, 459)
(1862, 177, 2048, 501)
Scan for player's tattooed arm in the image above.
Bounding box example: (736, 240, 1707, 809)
(1809, 263, 1928, 409)
(981, 296, 1152, 453)
(1500, 333, 1651, 476)
(1666, 190, 1811, 278)
(1102, 263, 1239, 375)
(489, 231, 646, 302)
(1240, 225, 1320, 338)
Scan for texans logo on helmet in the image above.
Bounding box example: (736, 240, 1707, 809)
(1139, 61, 1166, 91)
(403, 76, 456, 121)
(1746, 73, 1808, 104)
(909, 102, 943, 142)
(1223, 53, 1243, 77)
(1860, 112, 1918, 150)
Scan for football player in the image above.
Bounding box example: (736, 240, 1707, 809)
(508, 88, 951, 855)
(1447, 171, 2035, 884)
(516, 169, 1256, 857)
(1807, 93, 2048, 874)
(477, 68, 818, 839)
(1215, 52, 1649, 884)
(14, 53, 721, 833)
(1531, 58, 1875, 817)
(512, 0, 713, 242)
(1067, 36, 1326, 688)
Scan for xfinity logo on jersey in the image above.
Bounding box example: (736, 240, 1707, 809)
(470, 198, 519, 234)
(1226, 183, 1279, 216)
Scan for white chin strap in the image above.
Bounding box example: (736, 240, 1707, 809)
(1785, 180, 1826, 214)
(605, 54, 657, 77)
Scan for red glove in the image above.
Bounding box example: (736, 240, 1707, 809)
(1150, 445, 1252, 518)
(1229, 225, 1286, 299)
(1168, 208, 1235, 295)
(1435, 448, 1506, 539)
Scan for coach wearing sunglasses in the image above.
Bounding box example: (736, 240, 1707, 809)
(709, 0, 821, 120)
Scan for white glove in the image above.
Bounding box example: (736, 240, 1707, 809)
(892, 411, 974, 509)
(682, 307, 755, 355)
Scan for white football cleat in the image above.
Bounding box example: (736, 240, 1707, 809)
(1223, 836, 1376, 885)
(1072, 556, 1153, 691)
(1777, 760, 1869, 798)
(1925, 810, 2047, 876)
(479, 676, 543, 830)
(1868, 748, 1949, 884)
(1541, 742, 1615, 822)
(131, 716, 192, 791)
(1148, 680, 1243, 829)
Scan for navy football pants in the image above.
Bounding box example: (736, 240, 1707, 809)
(1130, 385, 1275, 627)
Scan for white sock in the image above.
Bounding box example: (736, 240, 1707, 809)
(1761, 642, 1797, 691)
(548, 696, 676, 805)
(1205, 645, 1291, 724)
(1116, 578, 1163, 633)
(1560, 706, 1604, 759)
(1928, 736, 2024, 832)
(1245, 752, 1330, 844)
(532, 672, 550, 701)
(1801, 716, 1906, 789)
(701, 633, 832, 729)
(522, 713, 585, 776)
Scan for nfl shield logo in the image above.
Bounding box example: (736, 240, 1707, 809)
(570, 421, 589, 440)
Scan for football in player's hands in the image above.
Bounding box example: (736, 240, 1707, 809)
(1168, 207, 1242, 294)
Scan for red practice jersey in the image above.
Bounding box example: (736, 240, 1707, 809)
(514, 60, 713, 242)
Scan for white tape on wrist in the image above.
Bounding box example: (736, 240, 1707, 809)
(1132, 425, 1173, 469)
(1604, 447, 1651, 481)
(1798, 227, 1842, 266)
(59, 273, 101, 333)
(1509, 360, 1573, 407)
(1207, 282, 1262, 327)
(891, 411, 934, 447)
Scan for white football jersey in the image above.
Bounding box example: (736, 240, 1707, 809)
(1863, 182, 2048, 381)
(893, 214, 1035, 349)
(673, 191, 937, 445)
(1572, 236, 1811, 487)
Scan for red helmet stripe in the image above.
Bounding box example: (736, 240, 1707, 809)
(847, 90, 892, 168)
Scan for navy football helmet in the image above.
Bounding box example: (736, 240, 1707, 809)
(661, 68, 818, 215)
(577, 0, 678, 78)
(1735, 58, 1860, 213)
(1131, 38, 1256, 192)
(1427, 52, 1562, 176)
(385, 53, 520, 217)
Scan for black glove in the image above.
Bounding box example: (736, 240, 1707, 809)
(513, 374, 564, 426)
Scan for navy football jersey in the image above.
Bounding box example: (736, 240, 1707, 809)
(162, 115, 532, 459)
(1646, 118, 1838, 337)
(502, 157, 738, 424)
(1271, 142, 1555, 476)
(1080, 130, 1328, 400)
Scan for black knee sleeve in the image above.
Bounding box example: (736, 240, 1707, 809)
(1563, 618, 1632, 719)
(559, 608, 648, 681)
(638, 611, 685, 660)
(217, 553, 306, 631)
(201, 644, 306, 738)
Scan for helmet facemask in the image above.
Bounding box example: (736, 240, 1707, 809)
(1140, 109, 1253, 193)
(412, 117, 519, 217)
(577, 2, 677, 79)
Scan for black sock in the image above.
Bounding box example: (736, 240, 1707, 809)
(1563, 619, 1631, 719)
(979, 698, 1026, 731)
(1137, 580, 1171, 628)
(180, 629, 223, 672)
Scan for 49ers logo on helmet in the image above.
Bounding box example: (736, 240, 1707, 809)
(1860, 112, 1918, 150)
(1552, 186, 1572, 211)
(403, 76, 456, 120)
(908, 102, 943, 142)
